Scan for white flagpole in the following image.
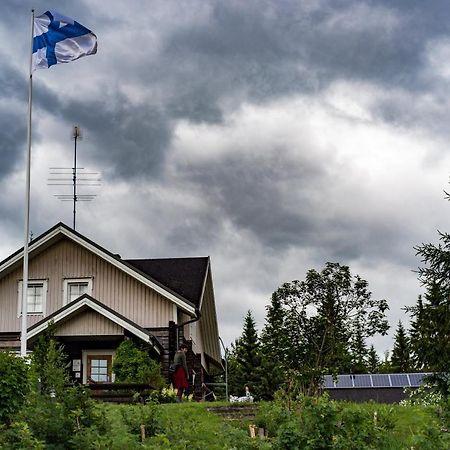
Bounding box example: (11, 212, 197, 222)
(21, 9, 35, 357)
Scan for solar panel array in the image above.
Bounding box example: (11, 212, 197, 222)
(322, 373, 430, 389)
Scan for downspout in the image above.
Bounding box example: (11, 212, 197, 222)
(177, 257, 209, 345)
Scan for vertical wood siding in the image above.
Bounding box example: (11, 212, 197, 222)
(55, 310, 124, 336)
(0, 237, 174, 333)
(198, 270, 221, 364)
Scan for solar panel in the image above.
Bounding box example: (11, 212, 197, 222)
(321, 372, 430, 389)
(371, 374, 391, 387)
(353, 374, 372, 387)
(390, 374, 409, 387)
(408, 373, 427, 387)
(322, 375, 335, 388)
(335, 375, 354, 388)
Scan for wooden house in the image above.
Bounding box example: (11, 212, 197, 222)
(0, 223, 222, 394)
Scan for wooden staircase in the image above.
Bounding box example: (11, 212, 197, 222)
(207, 404, 258, 421)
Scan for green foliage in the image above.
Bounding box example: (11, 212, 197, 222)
(0, 421, 45, 449)
(228, 310, 263, 398)
(149, 385, 178, 403)
(412, 229, 450, 374)
(0, 352, 30, 424)
(2, 396, 449, 449)
(366, 345, 380, 373)
(148, 402, 264, 449)
(260, 293, 290, 399)
(390, 321, 411, 373)
(21, 385, 101, 449)
(30, 323, 70, 397)
(112, 339, 165, 389)
(120, 402, 162, 439)
(257, 395, 395, 450)
(256, 401, 292, 437)
(264, 263, 389, 394)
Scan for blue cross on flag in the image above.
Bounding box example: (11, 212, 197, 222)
(33, 11, 97, 71)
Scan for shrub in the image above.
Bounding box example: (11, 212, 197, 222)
(21, 385, 104, 448)
(256, 401, 291, 437)
(149, 385, 178, 403)
(0, 352, 30, 424)
(30, 324, 70, 398)
(257, 395, 395, 449)
(120, 402, 162, 440)
(0, 421, 44, 449)
(113, 339, 165, 389)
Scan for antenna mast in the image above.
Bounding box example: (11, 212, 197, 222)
(73, 125, 80, 229)
(48, 126, 101, 230)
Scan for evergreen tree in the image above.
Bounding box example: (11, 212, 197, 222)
(228, 311, 262, 398)
(408, 281, 450, 372)
(31, 323, 69, 397)
(367, 345, 380, 373)
(390, 321, 411, 373)
(408, 295, 427, 370)
(259, 292, 288, 398)
(349, 324, 368, 373)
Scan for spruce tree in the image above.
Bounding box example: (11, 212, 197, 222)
(412, 224, 450, 397)
(350, 325, 368, 373)
(367, 345, 380, 373)
(390, 321, 411, 373)
(228, 311, 262, 398)
(259, 292, 288, 398)
(408, 281, 450, 372)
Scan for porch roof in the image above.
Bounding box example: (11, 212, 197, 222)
(27, 294, 163, 354)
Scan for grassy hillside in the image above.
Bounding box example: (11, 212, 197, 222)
(90, 399, 447, 449)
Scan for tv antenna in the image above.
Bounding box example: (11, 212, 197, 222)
(48, 126, 101, 230)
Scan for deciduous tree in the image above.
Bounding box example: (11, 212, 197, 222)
(269, 262, 389, 391)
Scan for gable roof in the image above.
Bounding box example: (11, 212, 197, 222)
(27, 294, 163, 354)
(0, 223, 200, 315)
(126, 257, 209, 308)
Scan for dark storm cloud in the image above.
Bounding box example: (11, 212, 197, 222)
(156, 0, 434, 113)
(0, 64, 28, 179)
(59, 96, 172, 179)
(0, 111, 27, 178)
(6, 0, 447, 182)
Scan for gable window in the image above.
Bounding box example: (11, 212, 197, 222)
(63, 278, 93, 305)
(17, 280, 48, 316)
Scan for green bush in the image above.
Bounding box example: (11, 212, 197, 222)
(30, 324, 70, 398)
(257, 395, 395, 449)
(113, 339, 165, 389)
(0, 352, 30, 424)
(21, 385, 103, 449)
(0, 421, 44, 449)
(120, 402, 162, 439)
(256, 401, 291, 437)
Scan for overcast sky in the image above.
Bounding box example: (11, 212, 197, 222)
(1, 0, 450, 356)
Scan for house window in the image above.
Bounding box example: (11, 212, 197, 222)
(17, 280, 47, 316)
(82, 350, 115, 384)
(87, 355, 112, 383)
(63, 278, 93, 305)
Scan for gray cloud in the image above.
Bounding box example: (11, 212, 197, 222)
(1, 0, 450, 351)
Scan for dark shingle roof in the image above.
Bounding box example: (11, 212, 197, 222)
(125, 257, 209, 308)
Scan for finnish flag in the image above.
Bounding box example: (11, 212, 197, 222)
(32, 11, 97, 71)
